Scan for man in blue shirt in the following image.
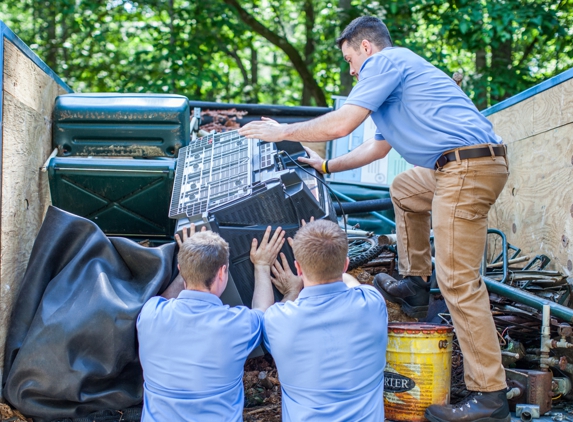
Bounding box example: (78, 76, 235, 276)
(262, 220, 388, 421)
(239, 16, 510, 422)
(137, 225, 284, 422)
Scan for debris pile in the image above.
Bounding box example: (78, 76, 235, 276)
(0, 403, 30, 422)
(199, 109, 248, 133)
(242, 355, 281, 421)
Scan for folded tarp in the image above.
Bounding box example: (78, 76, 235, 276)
(3, 206, 177, 421)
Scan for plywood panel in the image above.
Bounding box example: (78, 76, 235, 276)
(0, 39, 67, 379)
(488, 96, 534, 144)
(488, 124, 573, 273)
(534, 77, 573, 135)
(563, 78, 573, 126)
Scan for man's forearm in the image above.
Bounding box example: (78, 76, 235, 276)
(329, 138, 392, 173)
(282, 105, 370, 142)
(161, 274, 185, 299)
(252, 265, 275, 312)
(281, 290, 300, 302)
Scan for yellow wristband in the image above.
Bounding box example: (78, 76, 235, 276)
(322, 160, 328, 174)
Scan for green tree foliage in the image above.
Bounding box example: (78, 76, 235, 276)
(0, 0, 571, 109)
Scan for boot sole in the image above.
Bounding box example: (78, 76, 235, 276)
(425, 410, 511, 422)
(374, 279, 428, 319)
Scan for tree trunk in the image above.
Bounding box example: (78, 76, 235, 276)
(223, 0, 327, 106)
(250, 41, 259, 102)
(474, 48, 487, 110)
(301, 0, 315, 105)
(45, 0, 57, 71)
(338, 0, 353, 95)
(491, 39, 513, 103)
(169, 0, 176, 92)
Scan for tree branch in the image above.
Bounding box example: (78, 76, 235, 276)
(221, 45, 250, 87)
(223, 0, 327, 106)
(516, 36, 538, 69)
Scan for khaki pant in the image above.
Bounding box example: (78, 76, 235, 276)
(390, 146, 509, 392)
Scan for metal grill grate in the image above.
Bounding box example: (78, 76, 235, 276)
(170, 131, 254, 219)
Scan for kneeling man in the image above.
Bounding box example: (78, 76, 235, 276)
(263, 220, 389, 421)
(137, 226, 283, 421)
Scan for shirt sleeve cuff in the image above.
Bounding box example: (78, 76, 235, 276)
(375, 134, 385, 141)
(344, 98, 379, 112)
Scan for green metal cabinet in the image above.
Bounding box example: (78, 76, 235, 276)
(48, 157, 176, 238)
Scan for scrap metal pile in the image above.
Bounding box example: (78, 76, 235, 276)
(437, 230, 573, 418)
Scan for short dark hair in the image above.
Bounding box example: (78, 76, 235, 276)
(336, 16, 393, 50)
(292, 220, 348, 282)
(178, 231, 229, 290)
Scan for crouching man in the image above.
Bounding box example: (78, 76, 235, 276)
(263, 220, 389, 421)
(137, 226, 284, 422)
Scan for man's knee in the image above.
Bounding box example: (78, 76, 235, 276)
(389, 170, 409, 201)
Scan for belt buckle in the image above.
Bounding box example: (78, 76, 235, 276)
(435, 155, 448, 169)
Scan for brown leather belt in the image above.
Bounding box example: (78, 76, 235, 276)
(435, 145, 506, 169)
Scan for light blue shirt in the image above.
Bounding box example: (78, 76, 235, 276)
(263, 282, 388, 422)
(137, 290, 263, 422)
(345, 47, 502, 169)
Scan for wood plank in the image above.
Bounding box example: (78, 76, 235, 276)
(488, 124, 573, 273)
(0, 40, 67, 379)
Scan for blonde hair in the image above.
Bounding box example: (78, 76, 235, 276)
(178, 231, 229, 289)
(292, 220, 348, 282)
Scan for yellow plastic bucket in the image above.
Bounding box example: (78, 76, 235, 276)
(384, 323, 454, 422)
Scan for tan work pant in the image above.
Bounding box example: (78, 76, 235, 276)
(390, 147, 509, 392)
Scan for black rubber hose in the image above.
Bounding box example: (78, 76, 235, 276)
(334, 198, 394, 215)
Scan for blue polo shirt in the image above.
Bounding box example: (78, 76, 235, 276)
(263, 282, 388, 421)
(137, 290, 263, 422)
(345, 47, 501, 169)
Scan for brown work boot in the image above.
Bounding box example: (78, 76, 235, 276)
(373, 273, 430, 319)
(424, 390, 511, 422)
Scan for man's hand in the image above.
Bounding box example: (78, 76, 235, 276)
(298, 146, 324, 173)
(251, 226, 285, 312)
(250, 226, 285, 267)
(287, 217, 315, 248)
(271, 253, 303, 302)
(238, 117, 285, 143)
(175, 224, 206, 247)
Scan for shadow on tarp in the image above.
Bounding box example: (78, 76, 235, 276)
(2, 206, 177, 422)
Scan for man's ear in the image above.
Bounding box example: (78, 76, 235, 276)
(361, 39, 375, 55)
(177, 263, 180, 272)
(294, 260, 303, 277)
(342, 256, 350, 273)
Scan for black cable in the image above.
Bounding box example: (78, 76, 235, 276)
(278, 150, 348, 235)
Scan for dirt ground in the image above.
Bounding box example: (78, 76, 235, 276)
(0, 403, 30, 422)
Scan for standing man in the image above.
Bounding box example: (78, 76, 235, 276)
(239, 16, 510, 422)
(262, 220, 388, 421)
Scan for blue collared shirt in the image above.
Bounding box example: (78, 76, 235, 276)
(263, 282, 388, 422)
(137, 289, 263, 422)
(345, 47, 501, 169)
